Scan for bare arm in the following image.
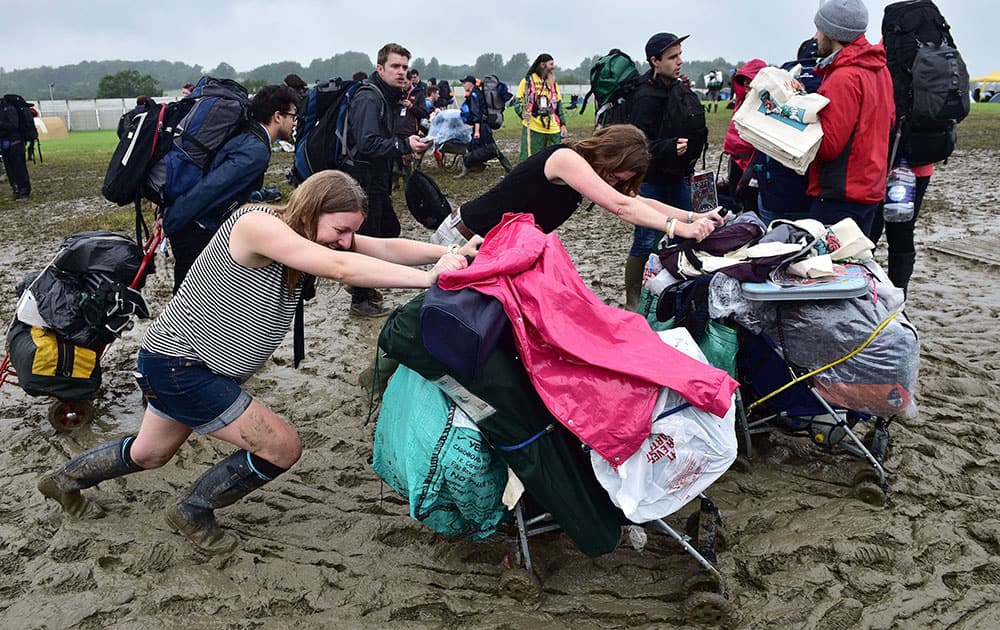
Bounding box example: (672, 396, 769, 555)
(543, 149, 717, 240)
(229, 212, 468, 288)
(354, 234, 482, 264)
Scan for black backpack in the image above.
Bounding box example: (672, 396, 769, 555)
(102, 76, 253, 207)
(883, 0, 970, 164)
(580, 49, 644, 127)
(290, 79, 383, 185)
(20, 231, 150, 351)
(0, 94, 38, 142)
(404, 170, 451, 229)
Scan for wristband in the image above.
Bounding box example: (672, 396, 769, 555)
(666, 217, 677, 240)
(687, 211, 694, 224)
(447, 244, 460, 255)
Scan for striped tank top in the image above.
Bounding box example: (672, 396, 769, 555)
(142, 206, 303, 382)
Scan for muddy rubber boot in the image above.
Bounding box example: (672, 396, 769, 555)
(165, 450, 279, 555)
(624, 255, 647, 312)
(887, 252, 916, 298)
(37, 436, 143, 519)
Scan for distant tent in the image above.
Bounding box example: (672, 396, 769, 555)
(970, 71, 1000, 85)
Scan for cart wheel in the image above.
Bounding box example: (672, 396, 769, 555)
(498, 566, 541, 602)
(48, 400, 94, 432)
(684, 511, 729, 552)
(684, 591, 731, 625)
(853, 481, 886, 507)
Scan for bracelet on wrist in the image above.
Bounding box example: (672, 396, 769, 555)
(666, 217, 677, 240)
(447, 244, 460, 255)
(687, 211, 694, 224)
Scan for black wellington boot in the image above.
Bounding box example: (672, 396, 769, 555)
(37, 436, 143, 519)
(165, 450, 278, 555)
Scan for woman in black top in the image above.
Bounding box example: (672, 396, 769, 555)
(445, 124, 723, 240)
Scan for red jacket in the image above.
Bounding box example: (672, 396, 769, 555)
(808, 36, 895, 204)
(438, 213, 739, 465)
(723, 59, 768, 171)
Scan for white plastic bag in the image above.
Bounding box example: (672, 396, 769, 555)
(591, 329, 737, 522)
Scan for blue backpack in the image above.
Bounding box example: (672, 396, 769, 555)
(290, 79, 382, 185)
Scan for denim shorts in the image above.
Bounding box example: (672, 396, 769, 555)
(135, 348, 251, 434)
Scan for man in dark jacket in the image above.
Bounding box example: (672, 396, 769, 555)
(165, 84, 299, 292)
(342, 42, 429, 317)
(622, 32, 708, 310)
(0, 94, 36, 201)
(807, 0, 894, 235)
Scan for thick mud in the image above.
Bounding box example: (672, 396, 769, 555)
(1, 147, 999, 629)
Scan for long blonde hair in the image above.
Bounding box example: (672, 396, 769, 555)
(275, 170, 368, 294)
(566, 124, 650, 196)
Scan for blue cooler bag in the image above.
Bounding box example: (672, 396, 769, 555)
(420, 284, 509, 381)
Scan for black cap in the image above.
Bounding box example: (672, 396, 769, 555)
(645, 32, 689, 61)
(460, 75, 477, 84)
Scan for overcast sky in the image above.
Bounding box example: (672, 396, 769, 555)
(5, 0, 995, 79)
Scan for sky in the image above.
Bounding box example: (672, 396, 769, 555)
(4, 0, 996, 79)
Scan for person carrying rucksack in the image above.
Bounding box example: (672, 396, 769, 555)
(806, 0, 894, 235)
(165, 84, 299, 292)
(458, 75, 511, 174)
(621, 32, 708, 311)
(515, 53, 568, 160)
(340, 42, 430, 318)
(0, 94, 37, 201)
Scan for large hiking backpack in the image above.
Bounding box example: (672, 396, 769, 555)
(102, 76, 253, 207)
(293, 78, 343, 145)
(580, 49, 644, 127)
(883, 0, 970, 164)
(291, 79, 383, 185)
(16, 231, 150, 351)
(479, 75, 511, 130)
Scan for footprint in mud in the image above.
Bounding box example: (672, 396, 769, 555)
(49, 538, 92, 563)
(814, 598, 864, 630)
(298, 429, 330, 450)
(942, 562, 1000, 590)
(124, 541, 175, 575)
(833, 541, 895, 567)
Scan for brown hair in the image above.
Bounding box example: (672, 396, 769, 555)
(377, 43, 411, 66)
(566, 124, 650, 196)
(275, 170, 368, 294)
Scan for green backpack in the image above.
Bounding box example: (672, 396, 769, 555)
(580, 49, 644, 126)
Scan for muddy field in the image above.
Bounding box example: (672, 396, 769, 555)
(1, 142, 1000, 629)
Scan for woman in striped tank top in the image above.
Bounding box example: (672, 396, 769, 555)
(37, 170, 481, 555)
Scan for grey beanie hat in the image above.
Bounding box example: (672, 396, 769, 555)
(814, 0, 868, 43)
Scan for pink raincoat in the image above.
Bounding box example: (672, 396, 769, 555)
(438, 213, 739, 465)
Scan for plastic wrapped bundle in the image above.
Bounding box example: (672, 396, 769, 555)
(761, 260, 919, 418)
(427, 110, 472, 148)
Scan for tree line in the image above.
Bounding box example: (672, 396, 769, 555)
(0, 52, 744, 100)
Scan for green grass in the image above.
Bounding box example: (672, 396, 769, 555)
(6, 103, 998, 235)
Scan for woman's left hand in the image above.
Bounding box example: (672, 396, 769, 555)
(675, 217, 716, 242)
(458, 236, 483, 259)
